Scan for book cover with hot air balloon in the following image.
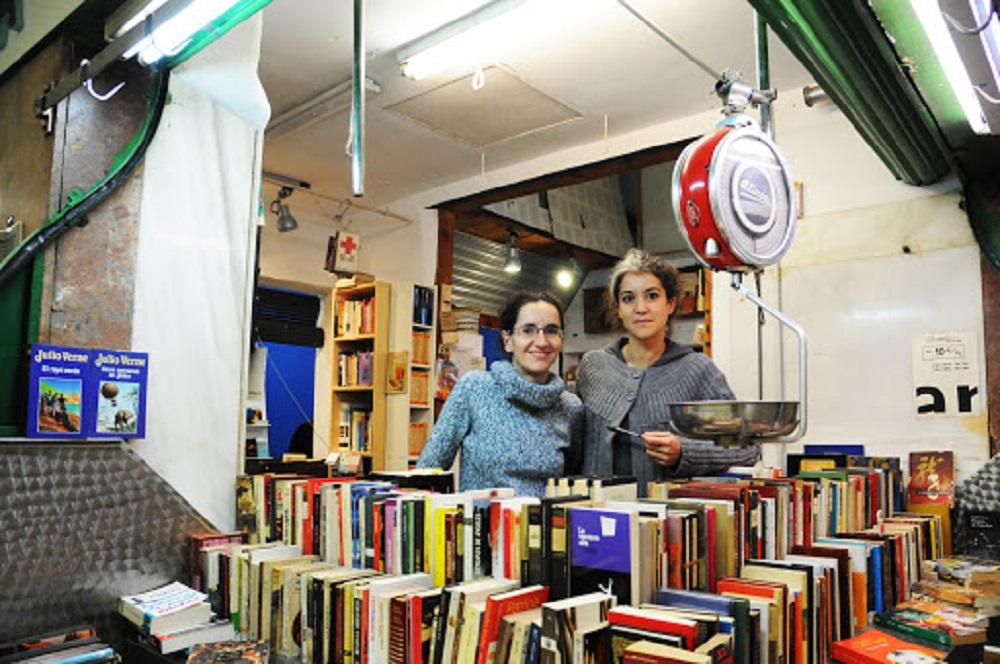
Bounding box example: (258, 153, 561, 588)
(26, 344, 91, 438)
(88, 349, 148, 438)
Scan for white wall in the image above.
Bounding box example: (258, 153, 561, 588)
(130, 18, 268, 530)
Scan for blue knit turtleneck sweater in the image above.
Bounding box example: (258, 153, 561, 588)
(415, 360, 583, 497)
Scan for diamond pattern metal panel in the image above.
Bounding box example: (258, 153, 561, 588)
(0, 443, 215, 643)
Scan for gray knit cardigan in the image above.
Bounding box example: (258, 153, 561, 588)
(415, 360, 584, 497)
(577, 339, 761, 496)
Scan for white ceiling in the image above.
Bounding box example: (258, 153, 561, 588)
(257, 0, 815, 220)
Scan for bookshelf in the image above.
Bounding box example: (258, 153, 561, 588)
(330, 282, 390, 471)
(386, 282, 437, 469)
(675, 265, 712, 356)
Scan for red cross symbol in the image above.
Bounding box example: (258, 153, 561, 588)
(339, 235, 358, 256)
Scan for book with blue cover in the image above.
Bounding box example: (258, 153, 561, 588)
(568, 507, 639, 606)
(26, 344, 91, 438)
(88, 348, 148, 438)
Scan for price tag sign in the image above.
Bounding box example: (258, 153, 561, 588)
(912, 331, 981, 416)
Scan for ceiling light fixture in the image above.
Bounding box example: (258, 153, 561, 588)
(38, 0, 269, 120)
(396, 0, 532, 80)
(556, 257, 581, 289)
(270, 186, 299, 233)
(503, 231, 522, 273)
(912, 0, 991, 134)
(967, 0, 1000, 90)
(266, 77, 381, 139)
(112, 0, 271, 66)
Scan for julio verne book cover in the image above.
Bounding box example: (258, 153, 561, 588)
(27, 344, 91, 438)
(89, 348, 148, 438)
(27, 345, 149, 439)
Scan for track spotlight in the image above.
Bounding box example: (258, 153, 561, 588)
(503, 230, 521, 273)
(270, 186, 299, 233)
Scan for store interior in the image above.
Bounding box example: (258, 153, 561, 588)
(3, 0, 1000, 644)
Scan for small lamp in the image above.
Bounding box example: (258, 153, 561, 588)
(270, 186, 299, 233)
(503, 231, 521, 273)
(556, 257, 580, 289)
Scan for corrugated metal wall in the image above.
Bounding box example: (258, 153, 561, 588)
(452, 232, 583, 317)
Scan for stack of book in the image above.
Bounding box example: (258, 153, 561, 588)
(453, 307, 481, 331)
(0, 625, 116, 664)
(118, 581, 234, 657)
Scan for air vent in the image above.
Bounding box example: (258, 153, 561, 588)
(387, 66, 582, 148)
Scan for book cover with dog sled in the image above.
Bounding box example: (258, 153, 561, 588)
(88, 348, 148, 438)
(27, 344, 91, 438)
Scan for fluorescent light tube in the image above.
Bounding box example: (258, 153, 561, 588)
(912, 0, 990, 133)
(969, 0, 1000, 89)
(397, 0, 530, 80)
(122, 0, 236, 63)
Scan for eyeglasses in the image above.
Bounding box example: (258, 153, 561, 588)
(511, 324, 564, 339)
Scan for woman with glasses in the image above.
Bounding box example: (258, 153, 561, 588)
(578, 249, 760, 496)
(416, 290, 583, 497)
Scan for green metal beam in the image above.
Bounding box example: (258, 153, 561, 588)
(748, 0, 953, 185)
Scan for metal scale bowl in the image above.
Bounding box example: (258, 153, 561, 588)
(669, 97, 807, 447)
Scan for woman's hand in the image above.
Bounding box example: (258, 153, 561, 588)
(641, 430, 682, 468)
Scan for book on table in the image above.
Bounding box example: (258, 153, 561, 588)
(133, 619, 235, 655)
(476, 584, 550, 664)
(567, 506, 640, 607)
(540, 591, 617, 664)
(608, 605, 701, 651)
(829, 626, 946, 664)
(622, 639, 713, 664)
(873, 598, 989, 647)
(4, 637, 117, 664)
(118, 581, 211, 636)
(186, 640, 270, 663)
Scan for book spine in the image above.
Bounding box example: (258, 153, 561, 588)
(432, 589, 452, 664)
(389, 595, 408, 664)
(525, 622, 542, 664)
(550, 507, 569, 600)
(445, 511, 458, 586)
(413, 501, 426, 574)
(472, 505, 484, 579)
(526, 504, 543, 586)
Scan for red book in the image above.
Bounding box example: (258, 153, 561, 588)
(830, 627, 946, 664)
(665, 513, 685, 589)
(503, 505, 514, 580)
(373, 498, 384, 573)
(608, 606, 700, 650)
(475, 584, 549, 664)
(907, 451, 955, 507)
(301, 477, 354, 555)
(703, 506, 717, 592)
(407, 587, 444, 664)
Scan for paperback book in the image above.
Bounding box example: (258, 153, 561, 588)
(87, 348, 149, 438)
(26, 344, 91, 438)
(118, 581, 211, 636)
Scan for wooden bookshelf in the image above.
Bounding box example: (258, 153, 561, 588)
(386, 282, 438, 469)
(330, 282, 390, 471)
